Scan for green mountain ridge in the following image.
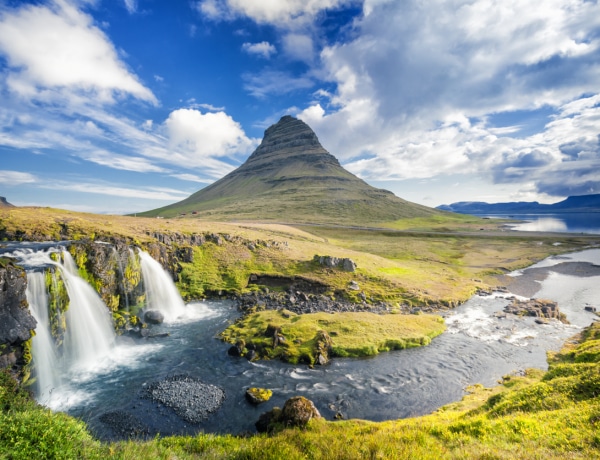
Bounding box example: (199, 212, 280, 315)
(140, 116, 444, 224)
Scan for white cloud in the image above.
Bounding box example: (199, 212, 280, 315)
(0, 0, 156, 104)
(197, 0, 352, 27)
(165, 109, 256, 161)
(282, 33, 314, 62)
(80, 150, 169, 173)
(42, 180, 190, 201)
(170, 173, 213, 183)
(243, 70, 314, 98)
(0, 170, 37, 186)
(242, 41, 277, 58)
(291, 0, 600, 200)
(124, 0, 137, 14)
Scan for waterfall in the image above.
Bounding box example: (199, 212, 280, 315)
(26, 271, 62, 401)
(138, 249, 186, 322)
(60, 251, 115, 368)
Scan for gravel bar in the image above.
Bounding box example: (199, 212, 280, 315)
(145, 375, 225, 424)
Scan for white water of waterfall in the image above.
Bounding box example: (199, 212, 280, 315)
(26, 271, 62, 402)
(138, 249, 186, 322)
(61, 251, 115, 370)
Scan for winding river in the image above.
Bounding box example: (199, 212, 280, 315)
(5, 244, 600, 440)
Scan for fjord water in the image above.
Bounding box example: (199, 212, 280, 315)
(62, 249, 600, 439)
(489, 213, 600, 234)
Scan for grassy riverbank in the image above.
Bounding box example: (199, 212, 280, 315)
(2, 322, 599, 459)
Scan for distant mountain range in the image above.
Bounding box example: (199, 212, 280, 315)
(437, 194, 600, 214)
(140, 116, 445, 224)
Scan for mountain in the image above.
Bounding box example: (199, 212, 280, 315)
(140, 116, 444, 224)
(0, 197, 15, 208)
(437, 194, 600, 214)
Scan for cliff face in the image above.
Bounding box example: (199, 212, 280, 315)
(0, 262, 35, 371)
(140, 116, 442, 223)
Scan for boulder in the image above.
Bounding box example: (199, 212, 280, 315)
(314, 255, 357, 272)
(255, 396, 321, 433)
(280, 396, 322, 427)
(144, 310, 164, 324)
(245, 387, 273, 405)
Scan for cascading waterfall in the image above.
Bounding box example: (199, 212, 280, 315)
(138, 249, 186, 322)
(60, 251, 115, 368)
(14, 247, 116, 400)
(26, 271, 62, 401)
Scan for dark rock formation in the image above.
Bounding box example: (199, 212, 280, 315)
(144, 310, 164, 324)
(236, 290, 396, 316)
(0, 262, 36, 371)
(504, 298, 569, 324)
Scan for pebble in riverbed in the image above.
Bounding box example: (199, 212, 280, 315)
(144, 375, 225, 424)
(99, 411, 149, 438)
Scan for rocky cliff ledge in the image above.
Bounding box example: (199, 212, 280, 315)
(0, 260, 35, 373)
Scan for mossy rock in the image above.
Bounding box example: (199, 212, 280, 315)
(245, 387, 273, 405)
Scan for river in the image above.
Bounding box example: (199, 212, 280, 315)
(42, 248, 599, 440)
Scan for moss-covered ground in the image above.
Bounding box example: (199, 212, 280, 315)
(2, 322, 600, 459)
(220, 309, 446, 364)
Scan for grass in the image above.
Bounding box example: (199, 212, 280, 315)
(220, 309, 446, 364)
(2, 208, 596, 308)
(2, 323, 600, 459)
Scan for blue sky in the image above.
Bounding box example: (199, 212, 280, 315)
(1, 0, 599, 214)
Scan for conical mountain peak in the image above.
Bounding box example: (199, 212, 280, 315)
(244, 116, 340, 170)
(140, 116, 442, 224)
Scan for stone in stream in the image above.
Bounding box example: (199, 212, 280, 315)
(144, 310, 164, 324)
(245, 387, 273, 404)
(504, 298, 569, 324)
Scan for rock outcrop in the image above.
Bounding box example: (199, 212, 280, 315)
(314, 255, 357, 272)
(504, 298, 569, 324)
(0, 261, 36, 371)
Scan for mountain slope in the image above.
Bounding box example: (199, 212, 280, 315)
(141, 116, 444, 224)
(0, 197, 15, 208)
(437, 194, 600, 214)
